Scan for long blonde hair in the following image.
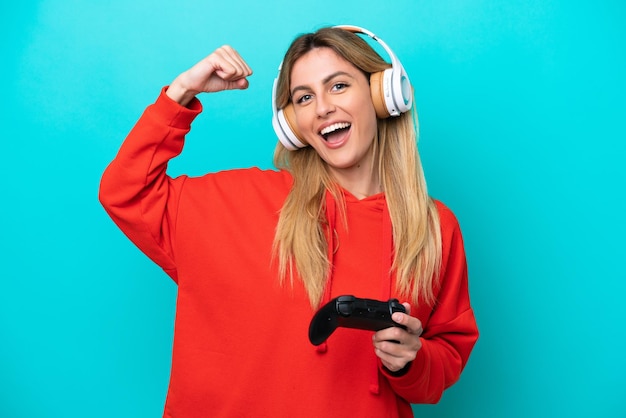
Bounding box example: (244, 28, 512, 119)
(272, 27, 441, 308)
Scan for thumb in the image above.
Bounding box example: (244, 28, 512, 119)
(232, 78, 250, 90)
(218, 77, 249, 91)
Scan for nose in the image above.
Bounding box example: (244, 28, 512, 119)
(315, 93, 335, 118)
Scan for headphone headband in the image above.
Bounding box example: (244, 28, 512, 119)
(332, 25, 401, 70)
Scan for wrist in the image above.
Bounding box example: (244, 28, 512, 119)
(384, 362, 412, 377)
(166, 75, 198, 107)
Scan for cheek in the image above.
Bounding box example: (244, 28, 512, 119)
(363, 107, 379, 138)
(357, 95, 378, 131)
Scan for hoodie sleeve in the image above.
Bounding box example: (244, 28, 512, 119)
(98, 88, 202, 282)
(382, 202, 479, 403)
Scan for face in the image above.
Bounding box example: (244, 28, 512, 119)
(289, 47, 379, 192)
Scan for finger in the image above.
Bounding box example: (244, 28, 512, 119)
(213, 45, 252, 80)
(374, 326, 422, 356)
(223, 45, 253, 75)
(374, 345, 411, 373)
(401, 302, 412, 316)
(226, 78, 249, 90)
(218, 45, 250, 69)
(391, 307, 423, 336)
(373, 326, 406, 345)
(374, 337, 404, 355)
(212, 57, 245, 80)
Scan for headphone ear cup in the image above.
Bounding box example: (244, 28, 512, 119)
(282, 104, 300, 140)
(392, 67, 413, 114)
(282, 103, 307, 146)
(370, 69, 391, 119)
(275, 103, 307, 150)
(370, 67, 412, 118)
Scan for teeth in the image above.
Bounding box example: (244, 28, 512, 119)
(320, 122, 351, 136)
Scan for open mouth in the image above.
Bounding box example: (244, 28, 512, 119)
(319, 122, 351, 142)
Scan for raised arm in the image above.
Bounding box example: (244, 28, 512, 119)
(98, 46, 253, 280)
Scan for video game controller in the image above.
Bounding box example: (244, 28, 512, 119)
(308, 295, 407, 346)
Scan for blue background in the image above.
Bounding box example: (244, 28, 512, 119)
(1, 1, 625, 417)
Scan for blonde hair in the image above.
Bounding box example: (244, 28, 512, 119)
(272, 27, 441, 308)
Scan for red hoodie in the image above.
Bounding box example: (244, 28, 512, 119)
(99, 88, 478, 418)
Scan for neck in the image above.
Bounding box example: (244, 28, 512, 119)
(328, 165, 381, 200)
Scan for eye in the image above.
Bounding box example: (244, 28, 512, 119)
(331, 82, 349, 92)
(295, 93, 313, 104)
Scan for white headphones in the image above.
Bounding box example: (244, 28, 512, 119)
(271, 25, 413, 151)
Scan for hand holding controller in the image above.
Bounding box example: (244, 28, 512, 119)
(308, 295, 407, 346)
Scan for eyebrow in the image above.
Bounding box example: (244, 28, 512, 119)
(290, 71, 353, 98)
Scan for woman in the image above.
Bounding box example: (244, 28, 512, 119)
(100, 26, 478, 418)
